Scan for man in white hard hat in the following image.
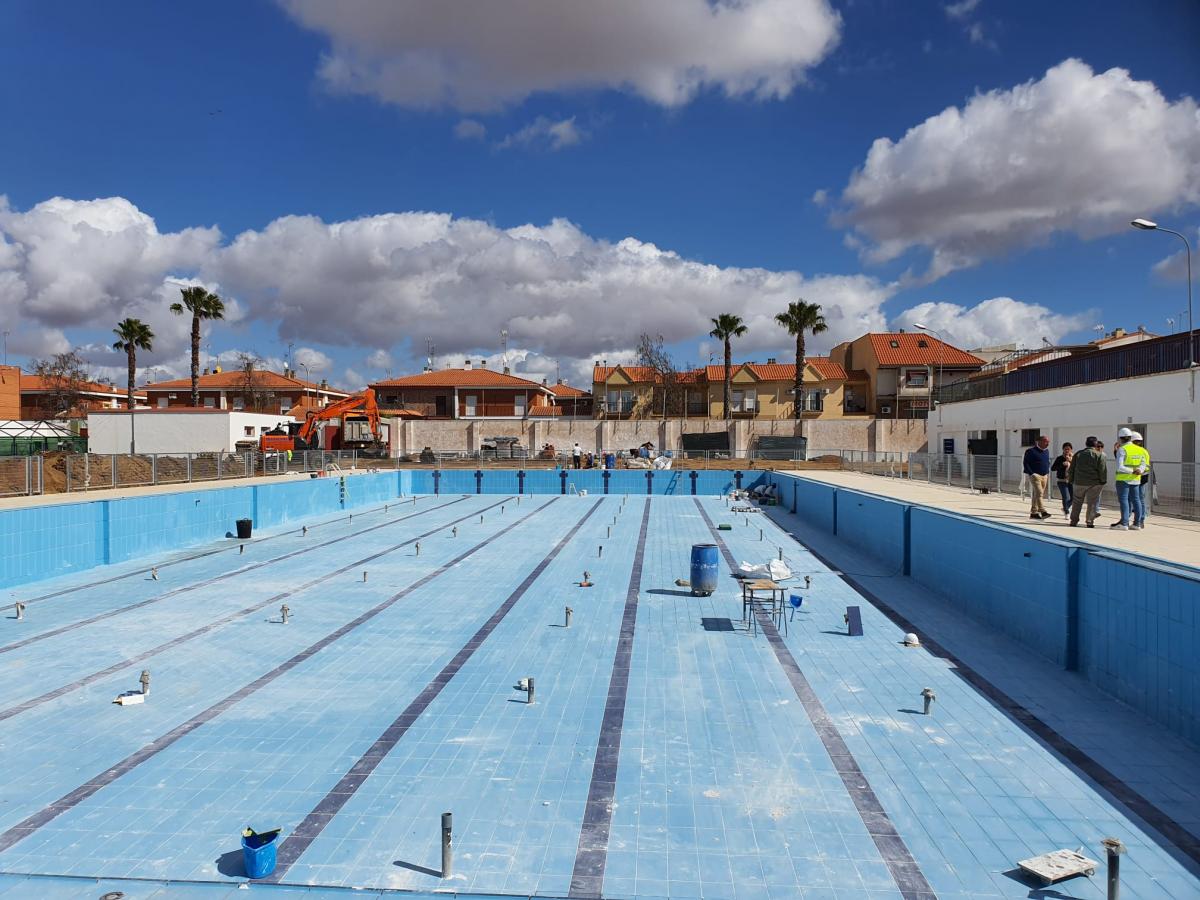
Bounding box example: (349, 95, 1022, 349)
(1132, 432, 1151, 528)
(1111, 427, 1148, 530)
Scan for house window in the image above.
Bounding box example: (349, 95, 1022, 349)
(889, 340, 900, 348)
(233, 397, 244, 411)
(917, 339, 929, 348)
(243, 426, 254, 437)
(807, 390, 823, 412)
(606, 390, 632, 413)
(732, 390, 756, 412)
(203, 397, 215, 408)
(157, 397, 168, 408)
(1020, 428, 1040, 446)
(905, 369, 928, 387)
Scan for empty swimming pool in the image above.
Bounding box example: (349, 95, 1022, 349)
(0, 484, 1196, 899)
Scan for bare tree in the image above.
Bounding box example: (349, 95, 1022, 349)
(636, 333, 693, 419)
(236, 353, 277, 412)
(30, 350, 92, 419)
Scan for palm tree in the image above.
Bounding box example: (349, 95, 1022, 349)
(709, 314, 748, 419)
(775, 299, 827, 419)
(112, 318, 155, 410)
(170, 286, 226, 407)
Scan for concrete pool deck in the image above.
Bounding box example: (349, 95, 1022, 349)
(782, 470, 1200, 569)
(0, 493, 1195, 898)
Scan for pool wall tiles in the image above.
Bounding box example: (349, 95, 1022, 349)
(0, 501, 105, 586)
(106, 486, 255, 564)
(772, 471, 1200, 743)
(833, 487, 909, 574)
(908, 506, 1072, 667)
(1076, 553, 1200, 742)
(404, 468, 759, 496)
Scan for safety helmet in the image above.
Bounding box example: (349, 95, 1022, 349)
(1131, 431, 1143, 441)
(1117, 427, 1134, 439)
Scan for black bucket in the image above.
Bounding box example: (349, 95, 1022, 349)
(236, 518, 253, 540)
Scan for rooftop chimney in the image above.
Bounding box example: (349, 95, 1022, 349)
(766, 357, 776, 364)
(464, 359, 472, 370)
(1112, 327, 1126, 338)
(557, 377, 563, 385)
(480, 359, 487, 368)
(503, 366, 511, 375)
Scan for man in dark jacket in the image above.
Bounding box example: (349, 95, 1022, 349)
(1068, 436, 1107, 527)
(1023, 436, 1052, 520)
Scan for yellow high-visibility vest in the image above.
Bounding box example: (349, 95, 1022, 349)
(1116, 443, 1148, 481)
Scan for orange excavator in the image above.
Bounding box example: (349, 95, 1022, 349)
(259, 390, 388, 458)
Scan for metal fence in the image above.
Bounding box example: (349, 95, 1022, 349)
(901, 453, 1198, 521)
(0, 457, 43, 497)
(47, 450, 366, 494)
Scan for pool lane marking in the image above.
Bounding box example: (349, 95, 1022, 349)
(0, 497, 560, 855)
(0, 497, 514, 724)
(265, 497, 606, 883)
(6, 494, 434, 612)
(0, 497, 472, 655)
(694, 498, 937, 900)
(568, 499, 651, 899)
(770, 509, 1200, 871)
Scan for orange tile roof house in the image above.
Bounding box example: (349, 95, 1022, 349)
(13, 369, 146, 420)
(592, 364, 707, 418)
(829, 332, 984, 418)
(141, 367, 349, 416)
(703, 358, 852, 419)
(371, 363, 557, 419)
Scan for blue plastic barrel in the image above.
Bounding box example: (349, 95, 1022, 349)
(690, 544, 720, 596)
(241, 829, 279, 879)
(605, 453, 616, 469)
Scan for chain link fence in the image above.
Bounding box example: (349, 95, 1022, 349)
(0, 457, 43, 497)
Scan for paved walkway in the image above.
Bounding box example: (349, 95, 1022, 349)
(786, 470, 1200, 569)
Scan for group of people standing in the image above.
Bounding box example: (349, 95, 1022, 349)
(1022, 428, 1151, 530)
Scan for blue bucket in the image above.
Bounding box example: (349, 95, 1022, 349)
(241, 828, 280, 879)
(690, 544, 720, 596)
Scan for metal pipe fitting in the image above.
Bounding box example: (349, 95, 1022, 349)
(415, 542, 421, 556)
(441, 812, 453, 878)
(565, 606, 573, 628)
(598, 545, 603, 558)
(302, 526, 308, 536)
(240, 544, 245, 555)
(151, 567, 159, 581)
(452, 526, 458, 538)
(14, 602, 25, 621)
(1102, 837, 1125, 900)
(363, 571, 368, 582)
(140, 670, 151, 696)
(921, 687, 936, 715)
(281, 604, 290, 624)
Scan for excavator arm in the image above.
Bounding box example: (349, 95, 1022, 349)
(297, 389, 382, 447)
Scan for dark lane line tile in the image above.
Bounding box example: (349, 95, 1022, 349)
(771, 506, 1200, 871)
(0, 497, 557, 855)
(266, 497, 605, 883)
(568, 499, 651, 900)
(0, 497, 508, 724)
(695, 498, 937, 900)
(0, 497, 472, 654)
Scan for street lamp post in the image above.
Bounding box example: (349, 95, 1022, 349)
(913, 323, 945, 425)
(1131, 219, 1194, 396)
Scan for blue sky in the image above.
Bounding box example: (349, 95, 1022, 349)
(1, 0, 1197, 389)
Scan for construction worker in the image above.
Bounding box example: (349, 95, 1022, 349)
(1111, 427, 1148, 530)
(1132, 431, 1151, 527)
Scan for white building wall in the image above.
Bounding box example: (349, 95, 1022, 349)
(87, 412, 292, 454)
(934, 370, 1198, 494)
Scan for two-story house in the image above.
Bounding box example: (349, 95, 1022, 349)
(703, 358, 851, 419)
(828, 333, 984, 418)
(371, 364, 558, 419)
(591, 365, 707, 418)
(142, 367, 349, 416)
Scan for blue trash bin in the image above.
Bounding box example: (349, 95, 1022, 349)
(690, 544, 720, 596)
(242, 828, 280, 879)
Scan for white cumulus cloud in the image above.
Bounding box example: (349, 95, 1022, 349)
(293, 346, 333, 374)
(277, 0, 841, 111)
(835, 59, 1200, 281)
(1150, 227, 1198, 283)
(891, 297, 1093, 350)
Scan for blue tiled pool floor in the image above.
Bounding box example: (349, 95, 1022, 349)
(0, 496, 1195, 899)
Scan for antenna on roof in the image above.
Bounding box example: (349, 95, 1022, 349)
(424, 337, 435, 372)
(500, 328, 509, 373)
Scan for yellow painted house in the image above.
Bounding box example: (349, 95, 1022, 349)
(704, 359, 851, 419)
